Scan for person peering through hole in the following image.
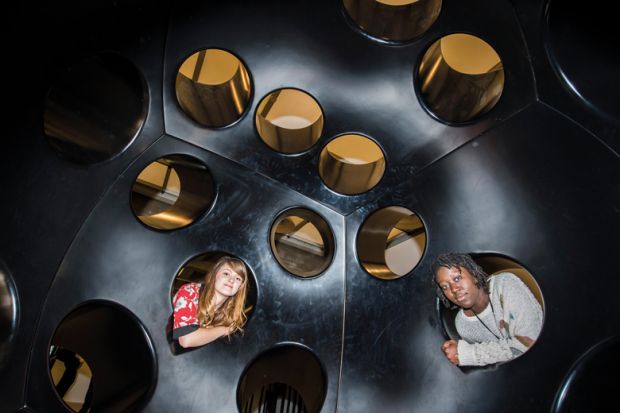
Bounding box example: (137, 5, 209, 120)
(172, 256, 248, 348)
(432, 252, 543, 366)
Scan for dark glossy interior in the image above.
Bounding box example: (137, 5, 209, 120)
(2, 0, 619, 412)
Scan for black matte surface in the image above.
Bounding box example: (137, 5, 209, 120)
(2, 1, 619, 412)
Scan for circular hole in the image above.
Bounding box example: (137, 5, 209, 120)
(49, 346, 93, 412)
(357, 206, 426, 280)
(130, 154, 215, 231)
(270, 208, 335, 278)
(169, 252, 257, 351)
(49, 301, 156, 412)
(553, 336, 620, 413)
(546, 3, 619, 119)
(44, 53, 147, 164)
(0, 262, 18, 372)
(255, 88, 324, 154)
(434, 253, 544, 366)
(418, 33, 504, 123)
(342, 0, 442, 42)
(237, 343, 327, 413)
(175, 49, 252, 128)
(318, 134, 386, 195)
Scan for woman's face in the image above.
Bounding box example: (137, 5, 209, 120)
(435, 266, 484, 310)
(214, 264, 244, 298)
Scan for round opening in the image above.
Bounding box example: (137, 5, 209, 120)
(436, 254, 544, 365)
(546, 2, 619, 119)
(270, 208, 335, 278)
(343, 0, 442, 42)
(49, 346, 93, 412)
(49, 301, 156, 412)
(553, 336, 620, 413)
(255, 88, 324, 154)
(418, 33, 504, 123)
(357, 206, 426, 280)
(0, 262, 18, 371)
(171, 252, 257, 315)
(44, 53, 147, 164)
(318, 134, 386, 195)
(130, 154, 215, 230)
(169, 252, 258, 353)
(237, 343, 327, 413)
(175, 49, 252, 128)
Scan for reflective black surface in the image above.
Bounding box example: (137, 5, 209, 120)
(552, 336, 620, 413)
(0, 261, 18, 372)
(2, 0, 619, 412)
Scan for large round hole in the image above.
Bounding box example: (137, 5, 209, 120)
(357, 206, 426, 280)
(437, 253, 544, 366)
(318, 134, 386, 195)
(0, 262, 18, 372)
(553, 336, 620, 413)
(130, 154, 215, 230)
(270, 208, 335, 278)
(169, 252, 258, 353)
(44, 53, 147, 164)
(418, 33, 504, 123)
(49, 346, 93, 412)
(176, 49, 252, 128)
(237, 344, 327, 413)
(255, 88, 324, 154)
(49, 301, 156, 412)
(343, 0, 442, 42)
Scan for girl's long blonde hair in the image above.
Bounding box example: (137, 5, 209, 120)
(197, 256, 248, 335)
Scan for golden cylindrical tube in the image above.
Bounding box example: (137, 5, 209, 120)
(343, 0, 442, 42)
(418, 33, 504, 123)
(176, 49, 251, 128)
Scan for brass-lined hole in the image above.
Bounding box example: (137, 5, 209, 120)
(49, 346, 93, 412)
(318, 134, 385, 195)
(357, 206, 426, 280)
(176, 49, 251, 128)
(255, 89, 324, 154)
(131, 154, 215, 230)
(49, 301, 156, 412)
(343, 0, 442, 42)
(270, 208, 334, 278)
(44, 53, 147, 164)
(473, 255, 544, 309)
(237, 344, 327, 413)
(418, 33, 504, 123)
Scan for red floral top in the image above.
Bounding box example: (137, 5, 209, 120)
(172, 282, 202, 340)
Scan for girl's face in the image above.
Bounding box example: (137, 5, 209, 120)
(214, 264, 244, 299)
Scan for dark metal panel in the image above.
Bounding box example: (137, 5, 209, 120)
(25, 135, 345, 413)
(511, 0, 620, 152)
(1, 3, 168, 412)
(340, 103, 620, 412)
(163, 0, 535, 215)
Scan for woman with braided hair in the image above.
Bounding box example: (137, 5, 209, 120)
(432, 252, 543, 366)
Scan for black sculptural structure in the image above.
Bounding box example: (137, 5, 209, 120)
(2, 1, 619, 412)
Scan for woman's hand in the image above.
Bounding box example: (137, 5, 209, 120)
(441, 339, 460, 365)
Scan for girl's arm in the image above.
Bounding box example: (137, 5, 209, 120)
(178, 325, 232, 348)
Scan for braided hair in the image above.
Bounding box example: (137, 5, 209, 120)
(431, 252, 489, 308)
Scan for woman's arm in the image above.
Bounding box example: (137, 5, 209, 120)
(456, 274, 543, 366)
(178, 325, 232, 348)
